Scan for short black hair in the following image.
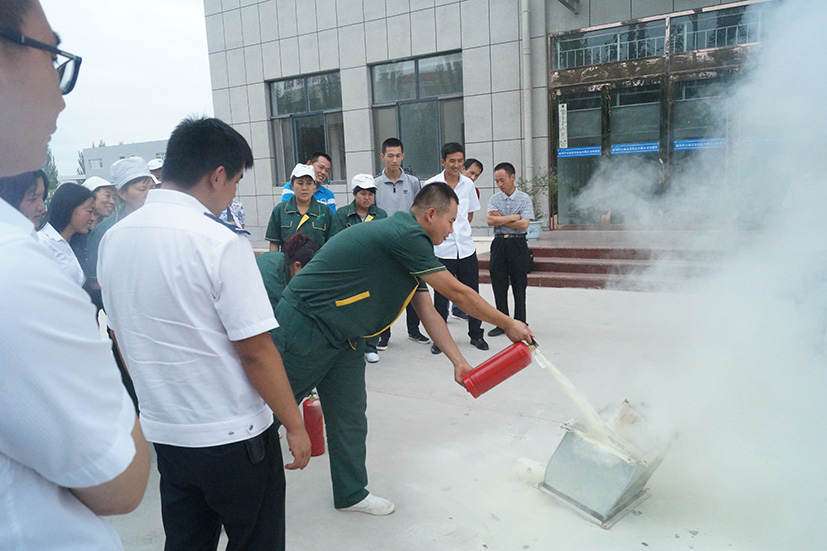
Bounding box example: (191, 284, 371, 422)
(283, 232, 320, 268)
(464, 158, 483, 173)
(309, 152, 331, 164)
(411, 182, 459, 215)
(441, 142, 464, 160)
(353, 186, 376, 196)
(163, 117, 253, 189)
(381, 137, 404, 154)
(0, 169, 47, 210)
(494, 162, 515, 176)
(0, 0, 33, 36)
(46, 182, 93, 234)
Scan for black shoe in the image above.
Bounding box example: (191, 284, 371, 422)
(376, 337, 389, 351)
(430, 343, 442, 355)
(470, 337, 489, 351)
(487, 327, 505, 337)
(408, 332, 431, 345)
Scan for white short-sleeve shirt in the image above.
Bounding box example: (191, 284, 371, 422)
(424, 171, 481, 260)
(98, 189, 278, 447)
(38, 222, 86, 287)
(0, 200, 136, 550)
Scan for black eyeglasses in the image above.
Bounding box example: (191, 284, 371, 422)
(0, 29, 82, 95)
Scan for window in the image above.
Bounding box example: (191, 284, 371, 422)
(551, 3, 770, 71)
(269, 71, 345, 184)
(88, 158, 103, 169)
(552, 21, 666, 70)
(371, 52, 463, 179)
(671, 4, 767, 54)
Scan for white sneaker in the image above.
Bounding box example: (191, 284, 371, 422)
(365, 352, 379, 363)
(338, 493, 395, 515)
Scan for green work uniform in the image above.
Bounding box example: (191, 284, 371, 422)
(272, 211, 445, 508)
(84, 205, 127, 285)
(330, 199, 388, 237)
(255, 251, 291, 315)
(265, 196, 332, 248)
(329, 199, 388, 353)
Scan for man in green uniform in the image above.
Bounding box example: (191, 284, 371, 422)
(330, 173, 388, 363)
(266, 164, 333, 250)
(273, 182, 534, 516)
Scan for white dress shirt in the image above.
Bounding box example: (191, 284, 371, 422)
(1, 200, 136, 550)
(99, 189, 278, 447)
(38, 222, 86, 287)
(424, 170, 481, 259)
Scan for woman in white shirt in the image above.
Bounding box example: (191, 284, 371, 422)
(38, 183, 96, 287)
(0, 169, 48, 228)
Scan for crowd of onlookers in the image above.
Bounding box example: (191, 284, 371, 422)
(1, 2, 535, 548)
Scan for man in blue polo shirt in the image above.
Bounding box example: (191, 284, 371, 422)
(280, 152, 337, 213)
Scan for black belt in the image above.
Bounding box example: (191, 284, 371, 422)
(494, 234, 526, 239)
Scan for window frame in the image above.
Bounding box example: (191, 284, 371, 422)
(268, 70, 345, 184)
(370, 52, 464, 178)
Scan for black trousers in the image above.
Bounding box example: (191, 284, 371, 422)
(380, 302, 422, 342)
(489, 236, 529, 324)
(154, 424, 285, 551)
(434, 253, 483, 339)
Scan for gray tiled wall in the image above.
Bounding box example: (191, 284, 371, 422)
(204, 0, 728, 242)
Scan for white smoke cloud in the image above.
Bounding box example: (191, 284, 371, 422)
(570, 0, 827, 543)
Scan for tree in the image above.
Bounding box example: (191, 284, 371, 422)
(44, 146, 59, 193)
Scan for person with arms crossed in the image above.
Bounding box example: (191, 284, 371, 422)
(486, 162, 534, 337)
(0, 2, 149, 548)
(98, 116, 310, 551)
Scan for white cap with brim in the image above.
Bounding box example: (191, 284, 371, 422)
(291, 163, 316, 182)
(111, 157, 152, 190)
(147, 158, 163, 171)
(351, 173, 377, 191)
(82, 176, 114, 192)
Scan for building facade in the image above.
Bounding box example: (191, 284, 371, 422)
(203, 0, 770, 244)
(82, 140, 168, 181)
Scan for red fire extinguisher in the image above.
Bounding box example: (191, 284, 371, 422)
(303, 392, 325, 456)
(461, 340, 536, 398)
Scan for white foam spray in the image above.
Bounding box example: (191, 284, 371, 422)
(570, 0, 827, 544)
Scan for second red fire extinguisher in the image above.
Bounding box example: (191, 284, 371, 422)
(302, 392, 325, 456)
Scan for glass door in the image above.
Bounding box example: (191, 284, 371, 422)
(556, 91, 602, 224)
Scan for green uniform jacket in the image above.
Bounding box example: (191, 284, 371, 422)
(84, 205, 127, 284)
(256, 251, 291, 314)
(330, 200, 388, 236)
(281, 211, 445, 344)
(265, 196, 333, 247)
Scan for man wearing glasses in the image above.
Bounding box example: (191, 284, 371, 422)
(0, 1, 149, 549)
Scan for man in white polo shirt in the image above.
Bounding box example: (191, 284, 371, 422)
(424, 142, 488, 354)
(99, 117, 310, 551)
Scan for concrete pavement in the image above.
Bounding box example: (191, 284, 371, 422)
(107, 282, 827, 551)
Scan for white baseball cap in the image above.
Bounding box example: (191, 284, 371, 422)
(110, 157, 152, 190)
(82, 176, 114, 192)
(147, 158, 164, 171)
(291, 163, 316, 182)
(351, 173, 377, 191)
